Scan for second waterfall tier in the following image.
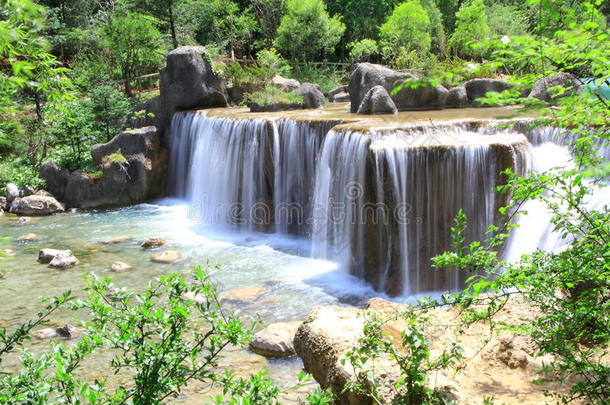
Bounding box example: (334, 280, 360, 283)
(169, 110, 531, 296)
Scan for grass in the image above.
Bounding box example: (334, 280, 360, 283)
(243, 85, 303, 107)
(288, 63, 348, 94)
(101, 151, 127, 165)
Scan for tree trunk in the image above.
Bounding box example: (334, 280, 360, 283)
(168, 1, 178, 49)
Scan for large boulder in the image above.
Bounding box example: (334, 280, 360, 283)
(528, 72, 582, 103)
(464, 78, 515, 106)
(356, 85, 398, 115)
(349, 63, 448, 112)
(9, 196, 64, 216)
(4, 183, 19, 203)
(40, 127, 168, 209)
(329, 85, 348, 101)
(295, 83, 326, 109)
(446, 85, 469, 108)
(159, 46, 228, 137)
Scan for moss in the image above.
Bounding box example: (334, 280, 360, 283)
(85, 170, 104, 179)
(101, 151, 127, 165)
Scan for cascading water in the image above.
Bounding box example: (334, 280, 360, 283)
(169, 110, 562, 296)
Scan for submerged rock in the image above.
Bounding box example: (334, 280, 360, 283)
(141, 237, 166, 249)
(55, 324, 80, 340)
(9, 195, 64, 216)
(18, 216, 32, 224)
(33, 328, 59, 340)
(16, 233, 42, 242)
(48, 250, 79, 269)
(249, 321, 301, 358)
(357, 85, 398, 115)
(102, 236, 133, 245)
(111, 261, 133, 272)
(220, 286, 266, 303)
(151, 250, 181, 263)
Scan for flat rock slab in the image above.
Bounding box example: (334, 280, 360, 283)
(249, 321, 302, 358)
(151, 250, 181, 263)
(16, 233, 42, 242)
(9, 195, 64, 216)
(103, 236, 133, 244)
(220, 286, 266, 303)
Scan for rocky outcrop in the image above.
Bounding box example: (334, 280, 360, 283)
(295, 83, 326, 109)
(356, 85, 397, 115)
(9, 195, 64, 216)
(249, 321, 301, 357)
(159, 46, 228, 136)
(464, 78, 515, 106)
(446, 85, 469, 108)
(349, 63, 447, 112)
(528, 72, 582, 103)
(40, 126, 168, 209)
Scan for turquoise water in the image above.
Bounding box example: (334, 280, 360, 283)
(0, 200, 377, 402)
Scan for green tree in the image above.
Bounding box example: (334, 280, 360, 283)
(379, 0, 431, 61)
(448, 0, 490, 59)
(274, 0, 345, 61)
(251, 0, 287, 48)
(98, 11, 165, 97)
(127, 0, 182, 48)
(326, 0, 400, 44)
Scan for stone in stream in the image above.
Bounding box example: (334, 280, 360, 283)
(0, 271, 6, 279)
(151, 250, 181, 263)
(48, 250, 79, 269)
(33, 328, 59, 340)
(219, 286, 266, 303)
(181, 291, 206, 304)
(16, 233, 42, 242)
(0, 196, 8, 211)
(446, 85, 469, 108)
(141, 237, 166, 249)
(102, 236, 133, 245)
(55, 324, 80, 340)
(295, 83, 326, 109)
(528, 72, 582, 103)
(9, 195, 65, 216)
(18, 216, 33, 224)
(249, 321, 302, 358)
(38, 248, 65, 264)
(111, 261, 133, 272)
(464, 78, 515, 106)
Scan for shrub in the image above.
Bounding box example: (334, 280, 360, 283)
(243, 85, 303, 106)
(348, 39, 379, 62)
(0, 157, 45, 190)
(256, 48, 292, 77)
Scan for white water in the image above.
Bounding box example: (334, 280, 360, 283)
(168, 111, 606, 297)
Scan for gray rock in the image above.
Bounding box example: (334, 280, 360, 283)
(4, 183, 19, 203)
(332, 91, 350, 102)
(446, 85, 469, 108)
(249, 321, 301, 358)
(128, 96, 161, 129)
(159, 46, 228, 135)
(151, 250, 181, 263)
(349, 63, 409, 113)
(9, 196, 64, 216)
(48, 250, 79, 269)
(34, 190, 54, 198)
(349, 63, 448, 112)
(356, 85, 398, 115)
(328, 85, 348, 100)
(528, 72, 582, 103)
(39, 248, 65, 264)
(272, 75, 300, 92)
(464, 78, 515, 106)
(141, 237, 166, 249)
(228, 82, 263, 105)
(40, 127, 168, 209)
(0, 196, 7, 211)
(55, 324, 79, 339)
(23, 185, 35, 196)
(294, 83, 326, 109)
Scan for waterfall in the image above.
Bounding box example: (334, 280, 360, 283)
(310, 126, 528, 295)
(169, 111, 567, 296)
